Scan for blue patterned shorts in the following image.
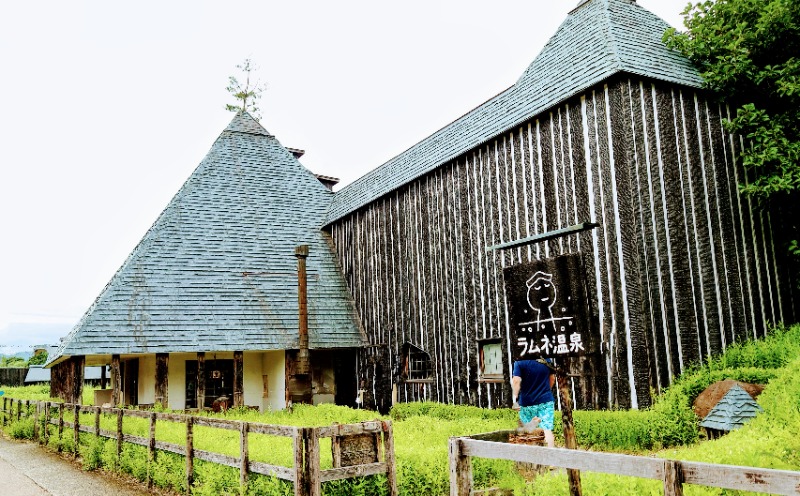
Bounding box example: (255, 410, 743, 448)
(519, 401, 555, 430)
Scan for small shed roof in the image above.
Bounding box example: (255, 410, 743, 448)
(325, 0, 702, 224)
(48, 112, 365, 366)
(700, 385, 764, 432)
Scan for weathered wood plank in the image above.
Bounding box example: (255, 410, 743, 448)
(193, 417, 242, 430)
(319, 462, 388, 482)
(316, 421, 384, 438)
(154, 440, 185, 456)
(461, 440, 665, 479)
(122, 434, 149, 447)
(248, 423, 298, 437)
(248, 461, 295, 481)
(193, 449, 239, 469)
(450, 438, 472, 496)
(680, 460, 800, 495)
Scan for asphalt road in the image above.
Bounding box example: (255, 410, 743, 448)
(0, 435, 150, 496)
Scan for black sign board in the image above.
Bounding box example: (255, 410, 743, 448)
(502, 253, 596, 359)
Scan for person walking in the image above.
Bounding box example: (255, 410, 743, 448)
(512, 358, 556, 447)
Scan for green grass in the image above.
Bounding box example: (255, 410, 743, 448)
(2, 323, 798, 495)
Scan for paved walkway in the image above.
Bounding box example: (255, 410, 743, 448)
(0, 435, 150, 496)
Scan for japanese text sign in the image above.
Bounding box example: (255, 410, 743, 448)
(502, 253, 596, 358)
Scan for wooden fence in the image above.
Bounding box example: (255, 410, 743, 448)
(1, 397, 397, 496)
(449, 430, 800, 496)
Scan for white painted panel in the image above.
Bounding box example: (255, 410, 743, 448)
(243, 351, 264, 409)
(261, 351, 286, 411)
(138, 355, 154, 405)
(167, 353, 193, 411)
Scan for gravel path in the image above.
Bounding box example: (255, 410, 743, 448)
(0, 435, 151, 496)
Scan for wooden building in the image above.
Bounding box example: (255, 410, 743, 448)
(325, 0, 797, 411)
(47, 114, 366, 408)
(49, 0, 796, 411)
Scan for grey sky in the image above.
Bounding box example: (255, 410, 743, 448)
(0, 0, 692, 351)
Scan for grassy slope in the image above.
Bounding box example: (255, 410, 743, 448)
(524, 324, 800, 495)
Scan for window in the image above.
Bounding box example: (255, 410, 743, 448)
(402, 343, 432, 382)
(479, 339, 504, 382)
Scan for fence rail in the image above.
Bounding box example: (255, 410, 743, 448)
(449, 431, 800, 496)
(1, 397, 397, 496)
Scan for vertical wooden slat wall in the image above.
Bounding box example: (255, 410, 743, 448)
(328, 77, 795, 410)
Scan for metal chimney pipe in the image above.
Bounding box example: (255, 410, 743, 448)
(295, 245, 310, 376)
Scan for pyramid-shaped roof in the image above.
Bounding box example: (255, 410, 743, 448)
(325, 0, 703, 224)
(700, 385, 764, 432)
(49, 112, 365, 365)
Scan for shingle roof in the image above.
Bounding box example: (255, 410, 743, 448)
(48, 112, 365, 365)
(699, 385, 764, 432)
(325, 0, 703, 224)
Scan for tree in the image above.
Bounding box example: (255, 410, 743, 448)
(0, 356, 26, 368)
(27, 351, 48, 366)
(665, 0, 800, 261)
(225, 58, 267, 119)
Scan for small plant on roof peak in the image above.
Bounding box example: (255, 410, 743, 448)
(225, 58, 266, 119)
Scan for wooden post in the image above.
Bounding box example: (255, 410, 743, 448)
(17, 399, 22, 422)
(111, 355, 121, 406)
(57, 403, 64, 452)
(293, 428, 306, 496)
(42, 402, 50, 445)
(307, 427, 321, 496)
(382, 421, 399, 496)
(73, 404, 80, 458)
(101, 364, 108, 390)
(663, 460, 684, 496)
(556, 367, 582, 496)
(147, 411, 157, 489)
(449, 437, 472, 496)
(71, 356, 85, 405)
(33, 402, 39, 442)
(196, 352, 205, 410)
(155, 353, 169, 408)
(233, 351, 244, 408)
(186, 416, 194, 495)
(239, 421, 249, 489)
(94, 406, 101, 438)
(2, 397, 6, 426)
(116, 409, 124, 463)
(295, 245, 310, 377)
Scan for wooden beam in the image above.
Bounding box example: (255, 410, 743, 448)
(71, 356, 85, 405)
(486, 222, 599, 252)
(234, 351, 244, 408)
(155, 353, 169, 408)
(197, 352, 205, 410)
(111, 355, 121, 406)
